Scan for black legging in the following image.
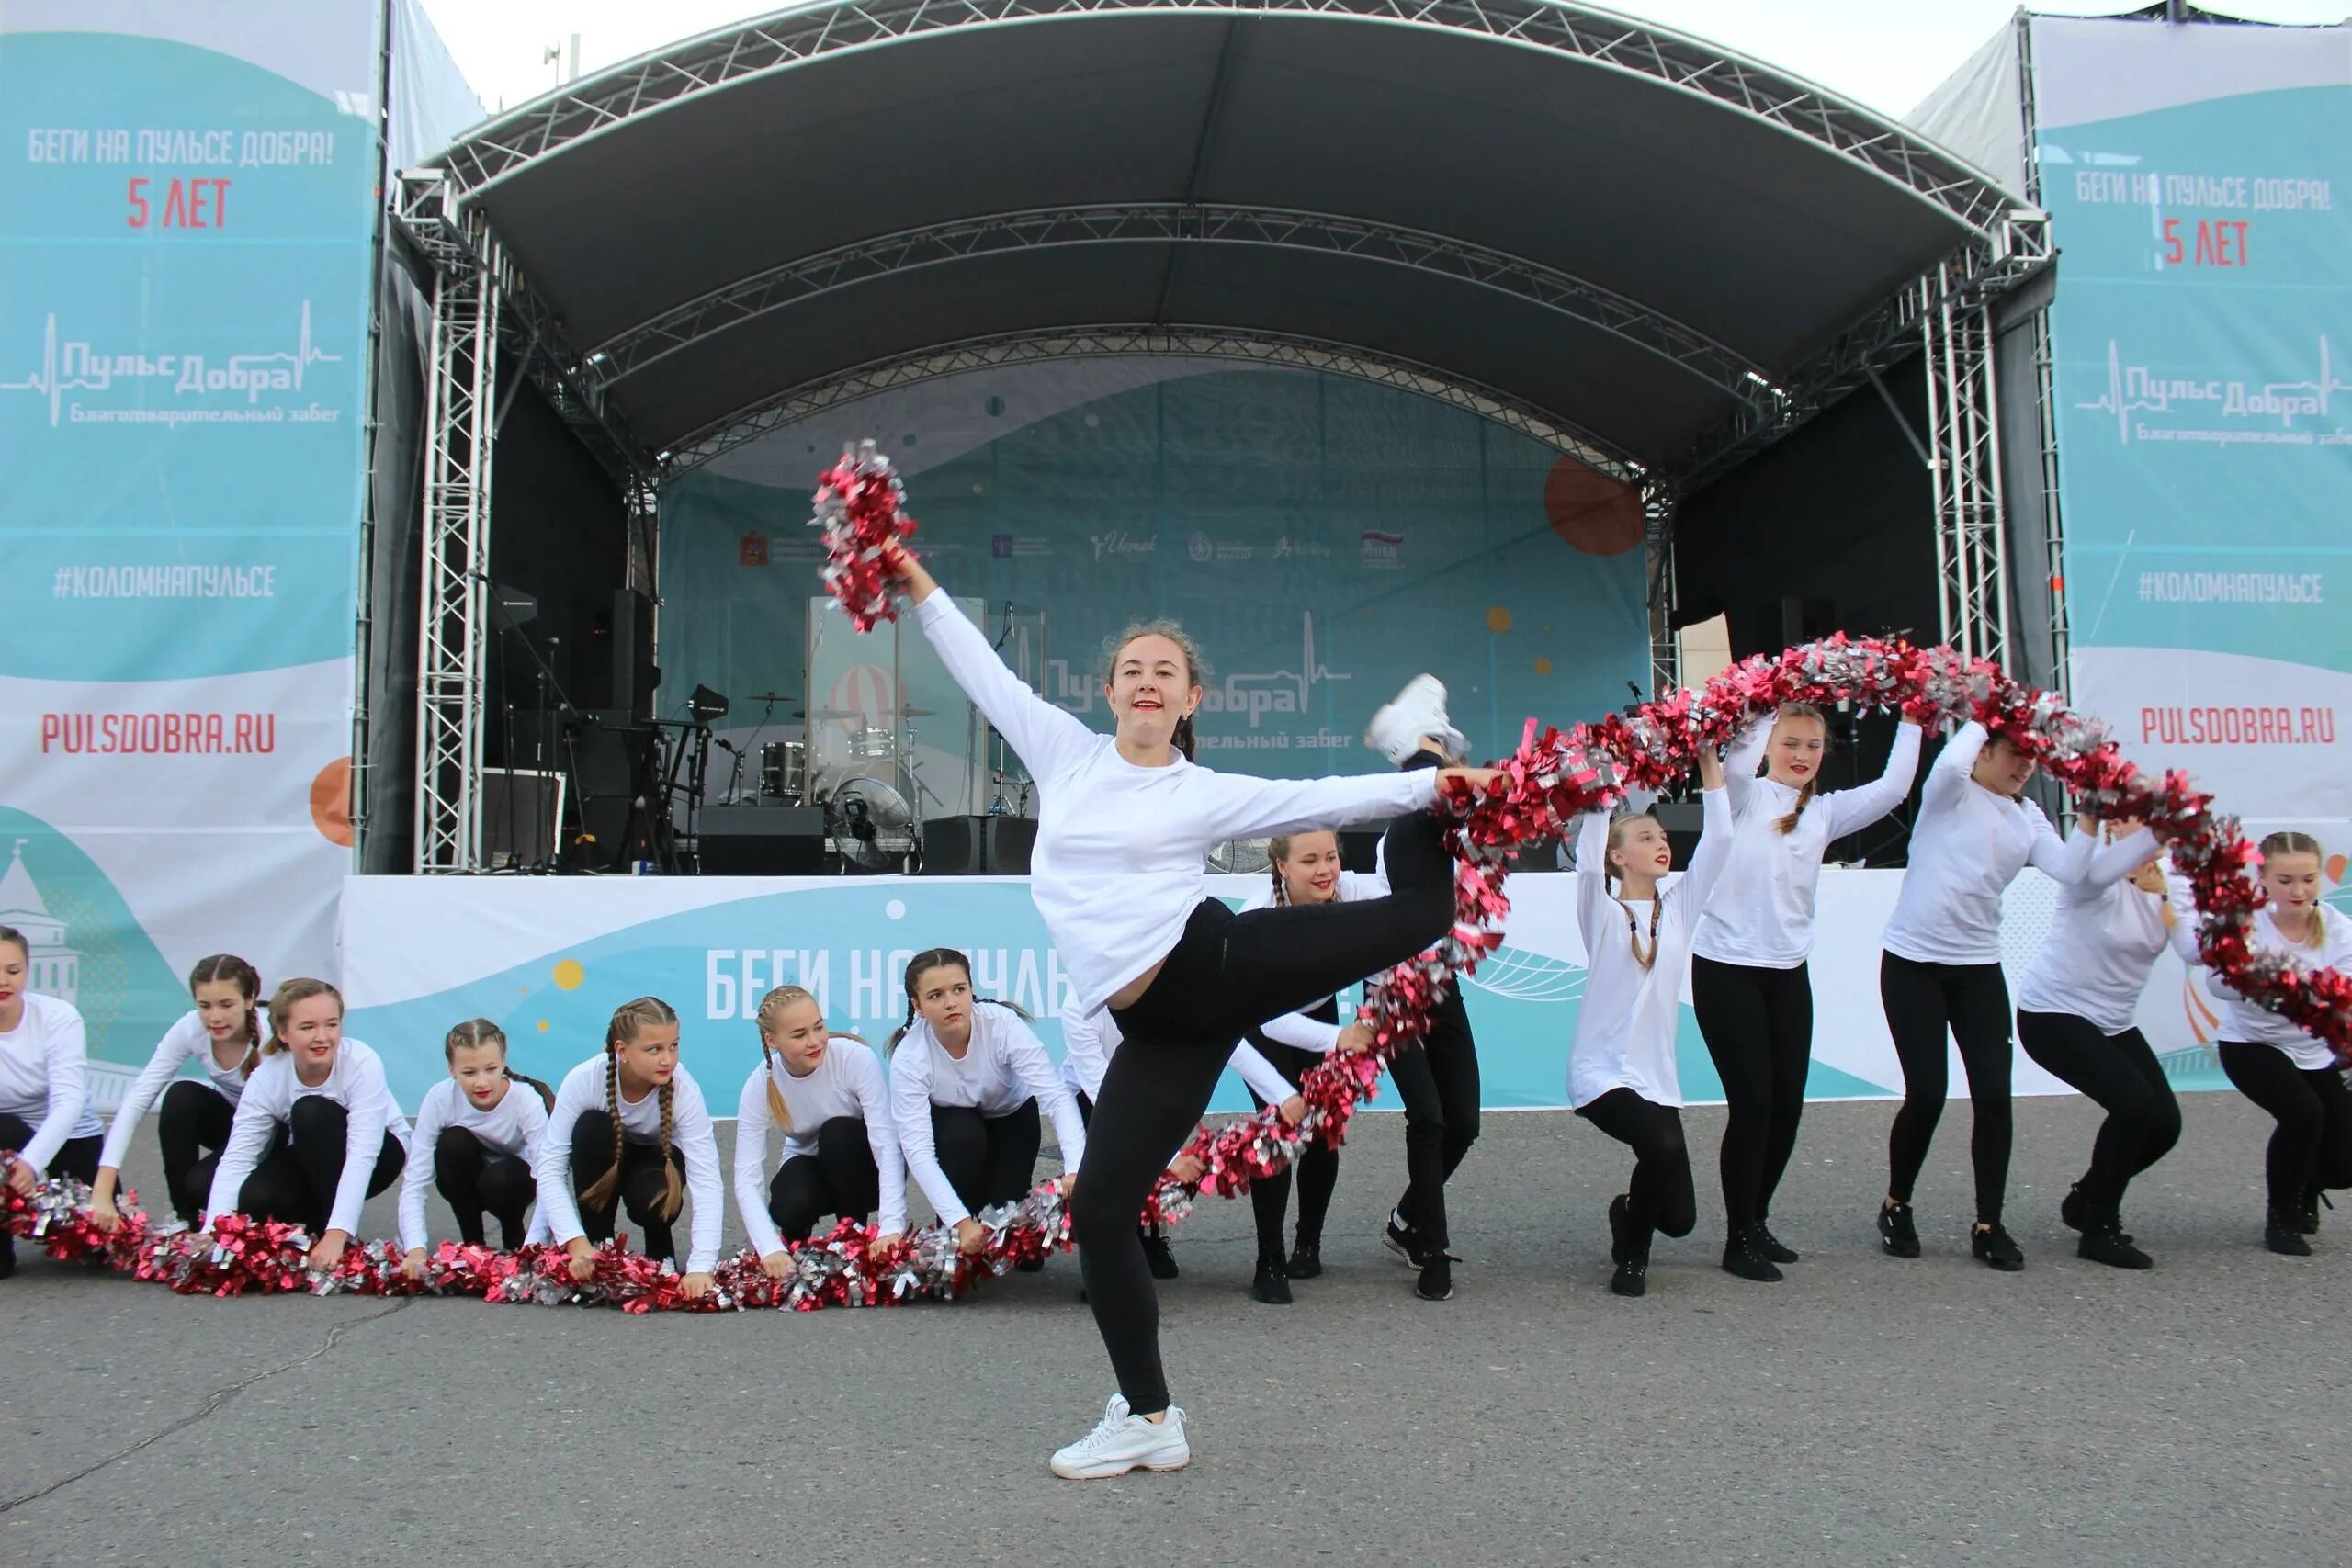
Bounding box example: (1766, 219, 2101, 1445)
(2017, 1011, 2182, 1217)
(1245, 1025, 1340, 1258)
(2217, 1041, 2352, 1213)
(236, 1099, 404, 1231)
(1075, 1090, 1168, 1247)
(1391, 988, 1480, 1251)
(569, 1110, 686, 1262)
(1881, 952, 2015, 1224)
(931, 1099, 1043, 1214)
(156, 1080, 235, 1224)
(434, 1125, 537, 1250)
(768, 1114, 883, 1240)
(1692, 955, 1813, 1232)
(0, 1112, 100, 1185)
(1078, 781, 1456, 1414)
(1576, 1088, 1696, 1245)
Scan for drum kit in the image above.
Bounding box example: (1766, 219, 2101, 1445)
(735, 694, 938, 872)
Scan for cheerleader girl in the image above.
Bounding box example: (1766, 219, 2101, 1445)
(1690, 707, 1922, 1280)
(535, 997, 724, 1298)
(893, 544, 1497, 1479)
(92, 954, 265, 1231)
(202, 979, 413, 1273)
(888, 949, 1086, 1265)
(1875, 723, 2149, 1269)
(397, 1021, 556, 1274)
(2013, 818, 2183, 1268)
(2200, 831, 2352, 1255)
(0, 924, 104, 1278)
(1238, 830, 1380, 1304)
(1568, 750, 1730, 1298)
(733, 984, 908, 1273)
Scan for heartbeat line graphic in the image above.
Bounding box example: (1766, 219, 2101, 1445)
(2, 301, 342, 426)
(1261, 611, 1352, 711)
(2077, 335, 2348, 444)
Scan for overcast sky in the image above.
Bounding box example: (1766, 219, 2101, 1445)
(418, 0, 2349, 120)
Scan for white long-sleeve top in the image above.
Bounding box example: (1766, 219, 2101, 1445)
(732, 1039, 909, 1255)
(0, 992, 102, 1171)
(2200, 904, 2352, 1069)
(397, 1077, 551, 1252)
(1057, 998, 1295, 1111)
(1568, 784, 1735, 1110)
(1881, 723, 2117, 964)
(889, 1002, 1087, 1226)
(98, 1010, 254, 1171)
(914, 592, 1439, 1011)
(1691, 720, 1923, 967)
(533, 1056, 725, 1273)
(2013, 831, 2187, 1033)
(205, 1040, 414, 1237)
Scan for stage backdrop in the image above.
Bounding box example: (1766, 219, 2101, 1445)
(341, 866, 2278, 1119)
(658, 358, 1651, 781)
(0, 3, 380, 1104)
(2034, 16, 2352, 847)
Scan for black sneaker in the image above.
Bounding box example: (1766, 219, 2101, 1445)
(1751, 1221, 1799, 1265)
(1878, 1200, 1921, 1258)
(2062, 1183, 2133, 1245)
(1141, 1233, 1180, 1280)
(1607, 1193, 1631, 1266)
(2266, 1210, 2313, 1257)
(1286, 1238, 1322, 1279)
(1414, 1252, 1453, 1302)
(2291, 1190, 2326, 1235)
(1015, 1255, 1046, 1274)
(1721, 1229, 1784, 1283)
(1610, 1253, 1648, 1298)
(1382, 1211, 1419, 1268)
(2078, 1220, 2152, 1270)
(1250, 1253, 1293, 1304)
(1971, 1223, 2025, 1271)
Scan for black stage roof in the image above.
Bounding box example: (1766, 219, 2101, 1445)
(423, 1, 2028, 480)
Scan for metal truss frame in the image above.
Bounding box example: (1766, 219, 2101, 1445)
(664, 324, 1646, 480)
(1642, 480, 1680, 697)
(2013, 14, 2069, 698)
(1919, 254, 2009, 670)
(587, 203, 1771, 409)
(435, 0, 2020, 236)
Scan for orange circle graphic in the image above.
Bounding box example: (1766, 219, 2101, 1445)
(1544, 457, 1644, 556)
(311, 758, 354, 847)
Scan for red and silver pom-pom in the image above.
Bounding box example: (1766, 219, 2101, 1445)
(810, 439, 919, 633)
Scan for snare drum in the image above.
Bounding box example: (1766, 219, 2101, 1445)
(846, 726, 897, 761)
(760, 739, 808, 802)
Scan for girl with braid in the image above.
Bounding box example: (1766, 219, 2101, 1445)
(534, 997, 724, 1298)
(397, 1021, 558, 1274)
(732, 985, 908, 1275)
(92, 954, 267, 1233)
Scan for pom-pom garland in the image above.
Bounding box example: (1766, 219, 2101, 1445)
(9, 630, 2344, 1308)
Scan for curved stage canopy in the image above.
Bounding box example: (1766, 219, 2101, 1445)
(416, 0, 2033, 483)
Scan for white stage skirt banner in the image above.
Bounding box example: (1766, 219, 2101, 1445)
(341, 870, 2233, 1117)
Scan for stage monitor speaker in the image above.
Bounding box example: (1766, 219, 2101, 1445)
(1338, 829, 1382, 874)
(699, 805, 827, 874)
(919, 815, 1037, 875)
(1652, 800, 1702, 871)
(612, 589, 657, 725)
(570, 720, 662, 870)
(481, 768, 564, 869)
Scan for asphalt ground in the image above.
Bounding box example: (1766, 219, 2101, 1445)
(4, 1091, 2346, 1567)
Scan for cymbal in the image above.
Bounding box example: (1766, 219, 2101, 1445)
(749, 693, 796, 704)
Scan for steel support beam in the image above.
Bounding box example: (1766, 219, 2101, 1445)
(1920, 257, 2010, 671)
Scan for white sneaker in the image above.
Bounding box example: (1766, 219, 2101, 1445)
(1048, 1394, 1193, 1479)
(1364, 674, 1466, 766)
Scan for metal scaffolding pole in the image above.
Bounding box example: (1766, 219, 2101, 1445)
(1920, 259, 2011, 671)
(411, 222, 502, 874)
(1644, 481, 1681, 697)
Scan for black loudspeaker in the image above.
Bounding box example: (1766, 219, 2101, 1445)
(1338, 829, 1382, 874)
(1652, 800, 1703, 870)
(570, 718, 662, 870)
(700, 805, 827, 874)
(919, 815, 1038, 874)
(481, 768, 563, 868)
(612, 589, 657, 725)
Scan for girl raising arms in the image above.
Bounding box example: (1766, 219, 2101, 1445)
(734, 985, 907, 1271)
(890, 544, 1498, 1478)
(1568, 750, 1730, 1298)
(398, 1021, 556, 1272)
(535, 998, 724, 1298)
(201, 979, 412, 1273)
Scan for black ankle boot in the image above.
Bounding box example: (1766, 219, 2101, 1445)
(1140, 1232, 1180, 1280)
(2266, 1209, 2313, 1256)
(1722, 1227, 1784, 1282)
(1750, 1221, 1798, 1264)
(1610, 1247, 1649, 1298)
(1250, 1251, 1293, 1303)
(2078, 1214, 2152, 1269)
(1607, 1194, 1631, 1266)
(2291, 1190, 2326, 1235)
(1286, 1237, 1322, 1279)
(1878, 1200, 1920, 1258)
